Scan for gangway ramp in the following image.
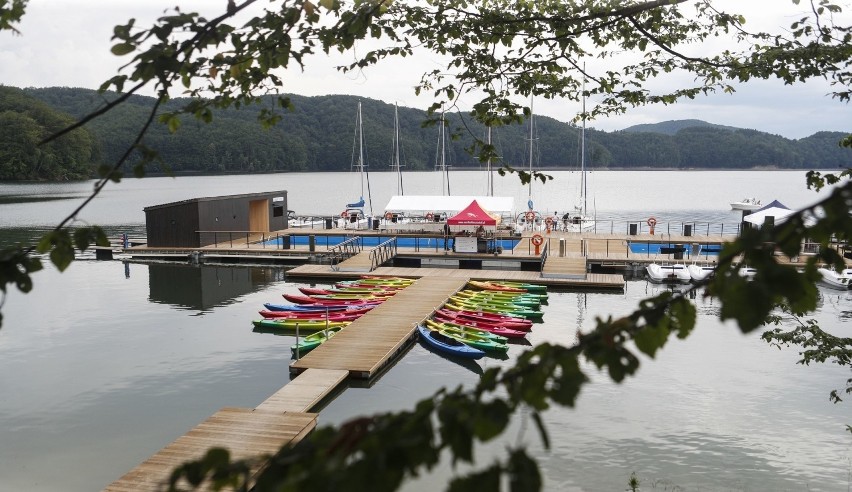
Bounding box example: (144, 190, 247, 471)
(542, 255, 587, 279)
(290, 276, 468, 378)
(334, 250, 373, 272)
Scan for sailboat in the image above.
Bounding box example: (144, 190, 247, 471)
(435, 109, 451, 196)
(521, 98, 541, 231)
(341, 101, 372, 229)
(564, 83, 596, 233)
(384, 103, 411, 226)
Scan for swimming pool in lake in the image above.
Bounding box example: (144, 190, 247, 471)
(266, 234, 521, 250)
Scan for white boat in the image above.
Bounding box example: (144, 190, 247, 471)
(646, 263, 691, 283)
(818, 267, 852, 289)
(731, 198, 762, 211)
(565, 77, 596, 233)
(687, 264, 715, 282)
(738, 266, 757, 279)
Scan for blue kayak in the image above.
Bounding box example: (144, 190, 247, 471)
(264, 303, 352, 312)
(417, 324, 485, 360)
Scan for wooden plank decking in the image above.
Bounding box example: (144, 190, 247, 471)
(335, 250, 374, 272)
(256, 368, 349, 413)
(103, 408, 317, 492)
(286, 264, 624, 290)
(290, 277, 468, 377)
(542, 255, 587, 279)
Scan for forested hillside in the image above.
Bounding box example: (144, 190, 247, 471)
(0, 87, 98, 181)
(0, 86, 847, 181)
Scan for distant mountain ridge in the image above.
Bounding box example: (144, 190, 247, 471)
(1, 86, 849, 181)
(623, 119, 742, 135)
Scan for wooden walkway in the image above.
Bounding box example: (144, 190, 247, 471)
(290, 277, 468, 377)
(335, 250, 374, 272)
(104, 368, 348, 491)
(287, 265, 624, 290)
(542, 255, 587, 279)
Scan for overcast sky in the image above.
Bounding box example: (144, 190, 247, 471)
(1, 0, 849, 139)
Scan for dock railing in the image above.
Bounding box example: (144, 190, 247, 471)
(369, 237, 398, 270)
(328, 236, 362, 271)
(539, 238, 550, 271)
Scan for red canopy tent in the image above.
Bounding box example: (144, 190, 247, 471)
(446, 200, 498, 226)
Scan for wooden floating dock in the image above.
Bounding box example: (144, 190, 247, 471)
(287, 264, 625, 290)
(290, 276, 468, 377)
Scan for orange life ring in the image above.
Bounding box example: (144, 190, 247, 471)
(341, 210, 347, 218)
(531, 234, 544, 246)
(426, 212, 434, 221)
(545, 217, 554, 226)
(647, 217, 657, 227)
(525, 211, 535, 222)
(385, 212, 393, 220)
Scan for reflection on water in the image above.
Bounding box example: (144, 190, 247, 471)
(147, 263, 287, 311)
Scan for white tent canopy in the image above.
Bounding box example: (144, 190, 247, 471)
(384, 195, 515, 216)
(743, 200, 795, 225)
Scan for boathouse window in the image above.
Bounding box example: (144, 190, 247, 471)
(272, 205, 284, 217)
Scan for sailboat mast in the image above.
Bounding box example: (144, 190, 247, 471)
(486, 126, 493, 196)
(527, 97, 535, 207)
(357, 102, 365, 199)
(581, 81, 587, 216)
(393, 104, 403, 195)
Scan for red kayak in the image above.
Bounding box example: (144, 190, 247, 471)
(283, 293, 386, 306)
(441, 303, 534, 329)
(299, 287, 396, 297)
(432, 313, 528, 338)
(259, 310, 364, 321)
(434, 308, 532, 331)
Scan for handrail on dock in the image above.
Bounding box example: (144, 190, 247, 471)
(369, 237, 398, 271)
(539, 238, 550, 271)
(328, 236, 362, 271)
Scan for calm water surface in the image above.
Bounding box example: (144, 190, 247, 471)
(0, 171, 849, 491)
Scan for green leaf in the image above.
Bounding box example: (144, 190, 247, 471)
(110, 43, 135, 56)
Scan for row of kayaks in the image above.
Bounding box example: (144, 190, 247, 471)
(417, 282, 549, 360)
(251, 277, 549, 358)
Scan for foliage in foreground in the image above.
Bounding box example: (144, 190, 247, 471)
(0, 0, 851, 490)
(164, 171, 851, 491)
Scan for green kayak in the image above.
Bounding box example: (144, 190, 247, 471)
(291, 326, 342, 355)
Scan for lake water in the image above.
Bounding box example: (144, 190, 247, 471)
(1, 171, 850, 491)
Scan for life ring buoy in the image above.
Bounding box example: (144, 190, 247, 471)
(531, 234, 544, 246)
(385, 212, 393, 220)
(341, 210, 348, 218)
(426, 212, 434, 221)
(545, 217, 554, 226)
(525, 211, 535, 222)
(647, 217, 657, 227)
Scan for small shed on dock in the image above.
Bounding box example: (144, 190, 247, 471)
(144, 191, 288, 247)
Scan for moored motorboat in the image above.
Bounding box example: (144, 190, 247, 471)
(417, 324, 485, 359)
(730, 198, 762, 211)
(646, 263, 691, 283)
(818, 267, 851, 289)
(687, 264, 715, 282)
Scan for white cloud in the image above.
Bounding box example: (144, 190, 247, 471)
(0, 1, 848, 139)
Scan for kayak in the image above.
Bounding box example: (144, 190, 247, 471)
(454, 290, 541, 309)
(291, 327, 342, 355)
(263, 302, 353, 312)
(459, 288, 548, 303)
(252, 319, 350, 331)
(440, 304, 533, 328)
(446, 298, 544, 320)
(448, 295, 540, 313)
(432, 311, 528, 338)
(282, 294, 386, 306)
(300, 287, 397, 296)
(468, 280, 548, 294)
(428, 323, 509, 353)
(425, 319, 518, 345)
(259, 310, 364, 322)
(417, 324, 485, 360)
(435, 308, 532, 331)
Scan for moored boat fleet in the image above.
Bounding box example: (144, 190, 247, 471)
(251, 276, 548, 359)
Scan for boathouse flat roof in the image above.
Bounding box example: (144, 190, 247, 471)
(143, 190, 287, 211)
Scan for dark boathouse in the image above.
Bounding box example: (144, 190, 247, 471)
(144, 191, 288, 247)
